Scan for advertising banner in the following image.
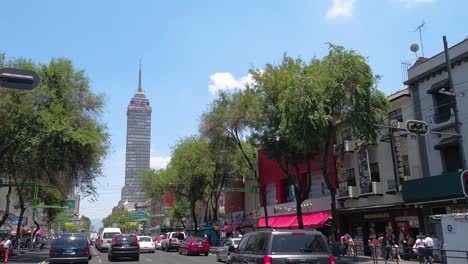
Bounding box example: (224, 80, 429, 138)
(357, 147, 372, 194)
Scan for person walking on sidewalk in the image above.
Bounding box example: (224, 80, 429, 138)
(2, 237, 12, 263)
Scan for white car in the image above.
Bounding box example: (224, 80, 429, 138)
(138, 236, 155, 253)
(216, 238, 241, 263)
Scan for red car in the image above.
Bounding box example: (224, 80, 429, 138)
(179, 237, 210, 256)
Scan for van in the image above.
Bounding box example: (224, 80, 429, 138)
(98, 228, 121, 252)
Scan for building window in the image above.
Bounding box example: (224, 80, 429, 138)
(346, 169, 356, 186)
(388, 108, 403, 122)
(441, 146, 462, 172)
(402, 155, 410, 176)
(370, 163, 380, 182)
(342, 129, 352, 143)
(282, 180, 296, 203)
(433, 89, 454, 124)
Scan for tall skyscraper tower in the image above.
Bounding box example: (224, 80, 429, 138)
(121, 64, 152, 207)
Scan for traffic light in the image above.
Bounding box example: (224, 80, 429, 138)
(405, 120, 429, 135)
(461, 170, 468, 197)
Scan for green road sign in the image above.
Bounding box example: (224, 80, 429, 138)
(66, 200, 75, 210)
(130, 211, 145, 219)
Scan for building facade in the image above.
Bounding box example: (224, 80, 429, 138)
(403, 38, 468, 236)
(121, 65, 152, 207)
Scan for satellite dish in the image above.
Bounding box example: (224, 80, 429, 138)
(410, 43, 420, 53)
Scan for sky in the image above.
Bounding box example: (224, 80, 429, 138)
(2, 0, 467, 222)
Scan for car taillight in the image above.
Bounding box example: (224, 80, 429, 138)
(189, 242, 194, 247)
(49, 248, 54, 255)
(84, 246, 90, 254)
(206, 242, 210, 248)
(112, 236, 118, 245)
(134, 236, 139, 243)
(169, 238, 172, 244)
(329, 255, 335, 264)
(263, 256, 273, 264)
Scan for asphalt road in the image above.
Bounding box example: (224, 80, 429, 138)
(90, 246, 220, 264)
(9, 246, 221, 264)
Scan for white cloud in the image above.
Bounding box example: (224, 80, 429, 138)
(397, 0, 433, 8)
(208, 72, 254, 95)
(326, 0, 356, 19)
(150, 156, 171, 169)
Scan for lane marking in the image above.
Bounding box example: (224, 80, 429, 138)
(99, 259, 102, 263)
(144, 257, 153, 262)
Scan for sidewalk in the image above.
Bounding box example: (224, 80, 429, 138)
(7, 247, 49, 263)
(336, 255, 423, 264)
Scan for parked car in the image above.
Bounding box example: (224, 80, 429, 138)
(108, 234, 140, 261)
(49, 233, 91, 264)
(216, 238, 241, 263)
(137, 236, 155, 253)
(161, 231, 186, 252)
(179, 237, 210, 256)
(97, 227, 121, 252)
(154, 235, 164, 250)
(229, 230, 334, 264)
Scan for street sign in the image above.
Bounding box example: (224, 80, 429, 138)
(64, 222, 73, 227)
(0, 67, 40, 90)
(405, 120, 429, 135)
(66, 199, 75, 210)
(130, 211, 145, 219)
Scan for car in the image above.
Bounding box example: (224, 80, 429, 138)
(161, 231, 186, 252)
(216, 238, 241, 263)
(137, 236, 155, 253)
(98, 227, 121, 252)
(179, 237, 210, 256)
(154, 235, 164, 250)
(229, 230, 334, 264)
(108, 234, 140, 261)
(49, 233, 90, 264)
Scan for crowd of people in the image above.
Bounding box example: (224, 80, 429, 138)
(340, 232, 442, 263)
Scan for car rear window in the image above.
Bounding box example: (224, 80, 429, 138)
(139, 237, 151, 242)
(54, 236, 87, 247)
(103, 232, 120, 239)
(271, 234, 328, 254)
(233, 239, 241, 245)
(117, 235, 137, 242)
(171, 233, 185, 239)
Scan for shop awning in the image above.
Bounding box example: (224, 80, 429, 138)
(402, 172, 465, 203)
(291, 212, 330, 228)
(258, 212, 330, 228)
(272, 215, 296, 228)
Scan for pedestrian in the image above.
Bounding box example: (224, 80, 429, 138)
(424, 234, 434, 264)
(348, 235, 355, 257)
(413, 233, 425, 264)
(0, 238, 4, 262)
(2, 236, 12, 263)
(340, 234, 349, 256)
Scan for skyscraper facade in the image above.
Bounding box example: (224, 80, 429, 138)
(121, 65, 152, 207)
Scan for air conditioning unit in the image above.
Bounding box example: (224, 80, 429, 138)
(343, 140, 356, 153)
(361, 182, 384, 197)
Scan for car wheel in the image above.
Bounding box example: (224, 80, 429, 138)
(204, 252, 209, 256)
(134, 255, 140, 261)
(179, 248, 182, 255)
(216, 252, 221, 262)
(107, 255, 113, 261)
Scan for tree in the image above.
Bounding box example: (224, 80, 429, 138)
(200, 90, 267, 226)
(80, 215, 92, 236)
(102, 208, 130, 229)
(168, 136, 214, 232)
(277, 45, 389, 238)
(0, 57, 109, 234)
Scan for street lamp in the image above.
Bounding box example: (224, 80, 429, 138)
(0, 67, 40, 90)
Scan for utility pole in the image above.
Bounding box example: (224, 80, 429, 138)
(443, 35, 467, 169)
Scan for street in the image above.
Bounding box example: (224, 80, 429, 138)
(9, 247, 220, 264)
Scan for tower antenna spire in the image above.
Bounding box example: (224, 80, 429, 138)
(138, 59, 142, 92)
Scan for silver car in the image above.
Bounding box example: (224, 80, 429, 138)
(216, 238, 241, 263)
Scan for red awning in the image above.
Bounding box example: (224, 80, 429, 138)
(258, 217, 277, 227)
(291, 212, 330, 228)
(271, 215, 297, 228)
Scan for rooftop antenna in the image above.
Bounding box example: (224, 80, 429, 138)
(415, 21, 426, 57)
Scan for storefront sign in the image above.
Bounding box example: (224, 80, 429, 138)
(363, 212, 390, 219)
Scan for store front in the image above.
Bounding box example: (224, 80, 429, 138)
(338, 207, 420, 256)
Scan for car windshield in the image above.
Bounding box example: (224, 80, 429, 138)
(103, 232, 120, 239)
(54, 235, 86, 248)
(271, 234, 328, 254)
(139, 237, 152, 242)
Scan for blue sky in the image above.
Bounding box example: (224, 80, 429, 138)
(2, 0, 466, 221)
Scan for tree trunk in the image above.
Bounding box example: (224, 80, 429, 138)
(294, 186, 304, 229)
(322, 124, 338, 242)
(15, 196, 27, 248)
(179, 216, 186, 230)
(211, 194, 219, 223)
(190, 201, 198, 233)
(0, 182, 12, 228)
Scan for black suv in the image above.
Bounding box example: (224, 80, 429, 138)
(108, 234, 140, 261)
(49, 233, 91, 264)
(229, 230, 334, 264)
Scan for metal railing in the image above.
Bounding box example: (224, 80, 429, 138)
(335, 245, 468, 264)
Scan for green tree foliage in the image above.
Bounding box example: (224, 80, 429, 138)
(168, 136, 214, 232)
(102, 208, 130, 229)
(0, 57, 109, 231)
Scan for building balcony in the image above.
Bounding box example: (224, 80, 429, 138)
(337, 186, 359, 200)
(359, 182, 384, 197)
(343, 140, 357, 153)
(430, 108, 456, 132)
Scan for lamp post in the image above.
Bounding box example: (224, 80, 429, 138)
(0, 67, 40, 90)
